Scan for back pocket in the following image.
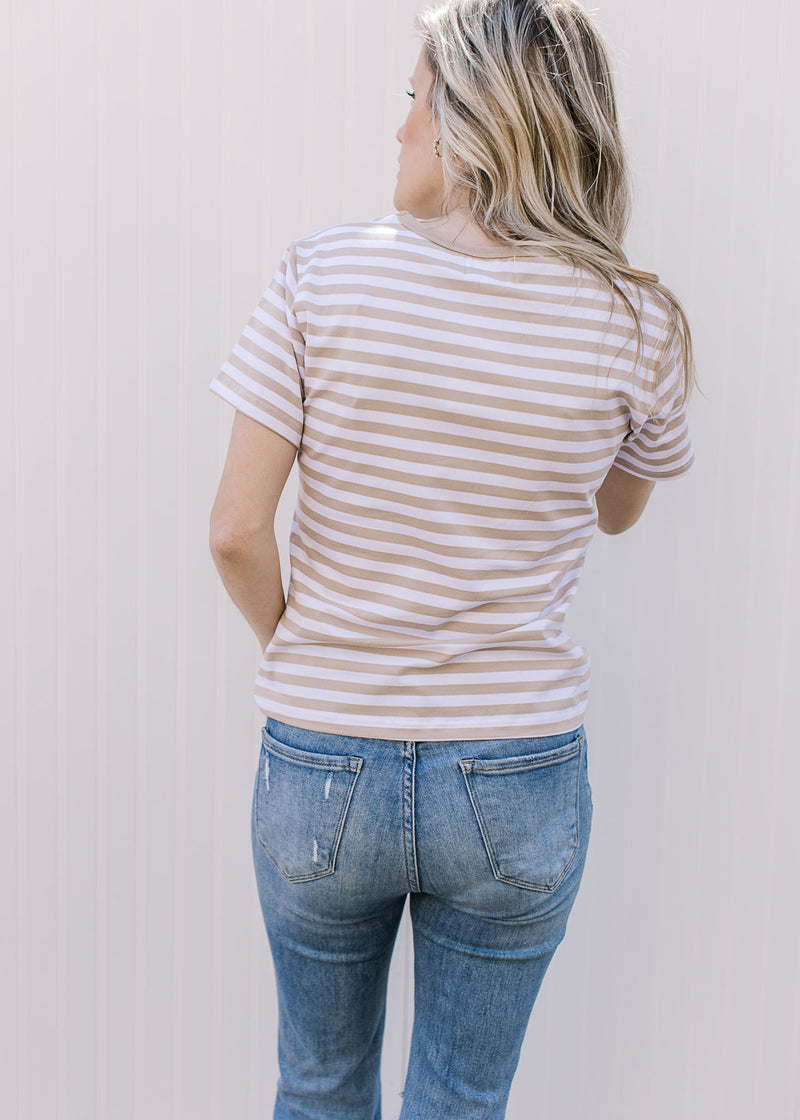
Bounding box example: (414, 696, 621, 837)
(459, 732, 584, 893)
(255, 728, 363, 882)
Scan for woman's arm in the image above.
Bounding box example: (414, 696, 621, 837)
(209, 410, 298, 652)
(595, 464, 656, 535)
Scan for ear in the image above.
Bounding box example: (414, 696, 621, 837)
(210, 409, 298, 545)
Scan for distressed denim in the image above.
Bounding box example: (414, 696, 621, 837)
(251, 717, 594, 1120)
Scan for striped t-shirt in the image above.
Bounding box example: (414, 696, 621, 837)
(209, 209, 695, 740)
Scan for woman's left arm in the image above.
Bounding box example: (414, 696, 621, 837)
(209, 409, 298, 654)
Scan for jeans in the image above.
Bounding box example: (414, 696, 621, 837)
(251, 716, 594, 1120)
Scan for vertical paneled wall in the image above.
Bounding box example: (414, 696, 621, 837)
(2, 0, 798, 1117)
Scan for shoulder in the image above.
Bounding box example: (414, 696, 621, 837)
(608, 273, 678, 358)
(292, 212, 405, 261)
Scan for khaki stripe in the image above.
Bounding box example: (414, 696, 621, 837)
(302, 342, 660, 398)
(299, 455, 608, 504)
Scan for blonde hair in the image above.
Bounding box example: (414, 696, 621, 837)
(414, 0, 699, 400)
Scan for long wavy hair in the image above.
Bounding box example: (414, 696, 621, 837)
(414, 0, 699, 400)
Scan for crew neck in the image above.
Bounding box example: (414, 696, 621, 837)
(395, 209, 543, 259)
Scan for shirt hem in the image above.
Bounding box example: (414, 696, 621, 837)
(254, 703, 588, 742)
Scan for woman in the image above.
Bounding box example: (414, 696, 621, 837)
(209, 1, 698, 1116)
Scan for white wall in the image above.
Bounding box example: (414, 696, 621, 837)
(2, 0, 798, 1117)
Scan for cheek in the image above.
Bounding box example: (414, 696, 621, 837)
(408, 106, 429, 143)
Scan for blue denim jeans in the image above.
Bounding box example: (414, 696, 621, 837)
(251, 716, 594, 1120)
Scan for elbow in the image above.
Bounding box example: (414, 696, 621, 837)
(209, 519, 257, 564)
(598, 510, 627, 535)
(209, 529, 238, 564)
(209, 508, 228, 560)
(210, 517, 277, 567)
(597, 510, 643, 536)
(209, 498, 272, 562)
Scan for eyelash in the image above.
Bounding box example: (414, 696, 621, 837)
(405, 89, 415, 99)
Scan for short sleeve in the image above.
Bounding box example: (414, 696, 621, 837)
(209, 241, 305, 450)
(613, 327, 696, 481)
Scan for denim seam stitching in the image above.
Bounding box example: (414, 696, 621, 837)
(467, 745, 581, 775)
(261, 732, 361, 772)
(402, 741, 420, 892)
